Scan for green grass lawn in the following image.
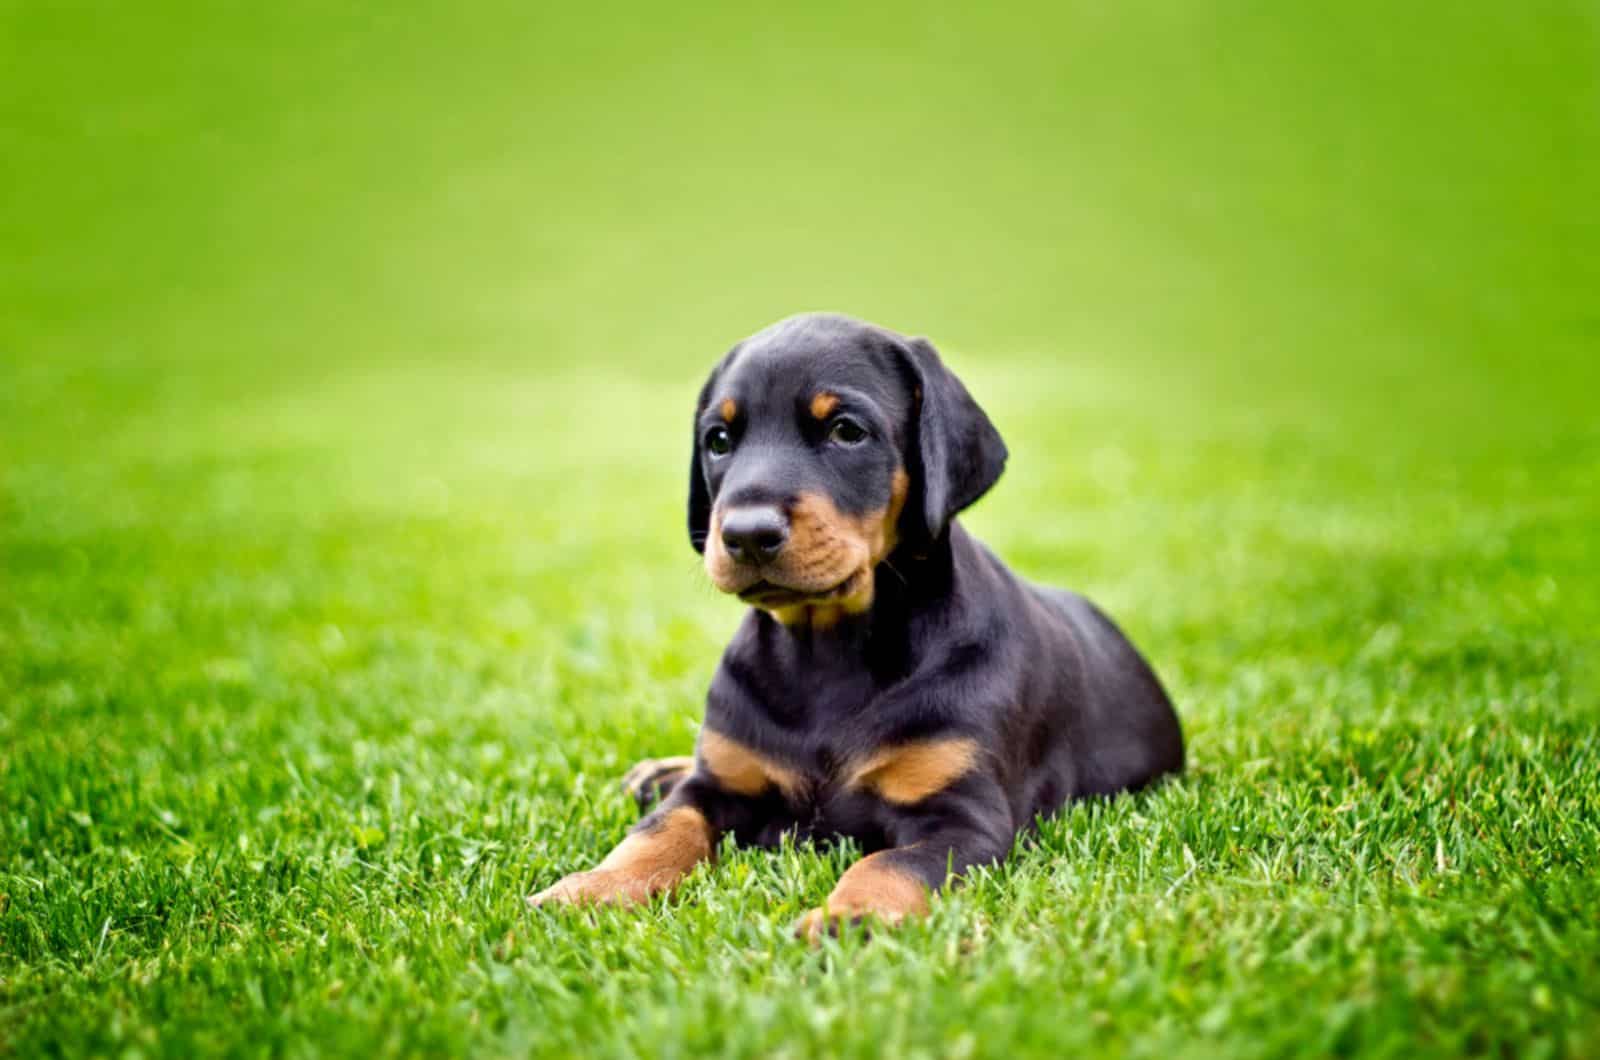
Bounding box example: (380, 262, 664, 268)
(3, 2, 1598, 1056)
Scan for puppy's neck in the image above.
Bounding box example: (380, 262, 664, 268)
(753, 599, 878, 663)
(762, 588, 874, 634)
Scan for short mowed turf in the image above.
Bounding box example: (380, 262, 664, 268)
(3, 2, 1598, 1057)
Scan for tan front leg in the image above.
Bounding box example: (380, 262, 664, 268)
(793, 848, 931, 943)
(529, 805, 713, 907)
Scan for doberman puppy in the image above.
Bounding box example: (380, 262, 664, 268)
(530, 313, 1184, 941)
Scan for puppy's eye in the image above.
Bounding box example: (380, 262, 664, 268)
(704, 425, 733, 457)
(828, 418, 869, 446)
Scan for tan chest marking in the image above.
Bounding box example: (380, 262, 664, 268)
(766, 468, 910, 630)
(700, 729, 806, 800)
(845, 737, 982, 804)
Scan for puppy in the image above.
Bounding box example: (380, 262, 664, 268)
(531, 313, 1184, 940)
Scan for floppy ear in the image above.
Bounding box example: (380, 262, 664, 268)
(897, 337, 1008, 543)
(687, 374, 715, 554)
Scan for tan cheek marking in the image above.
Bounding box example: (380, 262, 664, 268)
(876, 467, 910, 561)
(751, 469, 909, 627)
(810, 392, 840, 419)
(782, 493, 866, 580)
(720, 398, 737, 422)
(763, 484, 903, 627)
(700, 729, 805, 800)
(704, 509, 733, 582)
(846, 737, 982, 804)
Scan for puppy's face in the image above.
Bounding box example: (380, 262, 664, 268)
(695, 319, 913, 614)
(687, 314, 1007, 620)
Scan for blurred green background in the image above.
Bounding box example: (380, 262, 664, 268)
(3, 2, 1598, 1056)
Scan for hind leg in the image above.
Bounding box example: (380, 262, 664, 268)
(621, 755, 695, 812)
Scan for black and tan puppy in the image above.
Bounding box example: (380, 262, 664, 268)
(530, 313, 1184, 940)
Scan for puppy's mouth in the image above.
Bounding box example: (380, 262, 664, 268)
(736, 576, 858, 607)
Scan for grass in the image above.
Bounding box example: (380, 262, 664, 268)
(3, 1, 1599, 1056)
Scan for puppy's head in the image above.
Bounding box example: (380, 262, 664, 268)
(688, 313, 1006, 617)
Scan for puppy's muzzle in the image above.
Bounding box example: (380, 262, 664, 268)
(718, 505, 789, 564)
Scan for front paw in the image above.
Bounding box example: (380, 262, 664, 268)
(793, 907, 853, 943)
(793, 905, 908, 944)
(794, 852, 930, 943)
(528, 869, 653, 908)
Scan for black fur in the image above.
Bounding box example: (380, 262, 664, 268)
(664, 313, 1183, 903)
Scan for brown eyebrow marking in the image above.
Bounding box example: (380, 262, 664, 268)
(700, 729, 806, 800)
(809, 392, 840, 419)
(845, 737, 982, 804)
(719, 398, 738, 422)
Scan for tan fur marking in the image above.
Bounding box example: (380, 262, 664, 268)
(769, 596, 865, 630)
(846, 737, 982, 804)
(810, 392, 840, 419)
(885, 466, 910, 550)
(794, 849, 930, 942)
(700, 729, 805, 799)
(529, 805, 712, 907)
(827, 851, 930, 919)
(719, 398, 737, 423)
(703, 468, 911, 631)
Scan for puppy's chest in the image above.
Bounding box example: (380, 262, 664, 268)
(736, 749, 892, 849)
(701, 725, 982, 842)
(702, 728, 864, 812)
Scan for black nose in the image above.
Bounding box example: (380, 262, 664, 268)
(720, 506, 789, 562)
